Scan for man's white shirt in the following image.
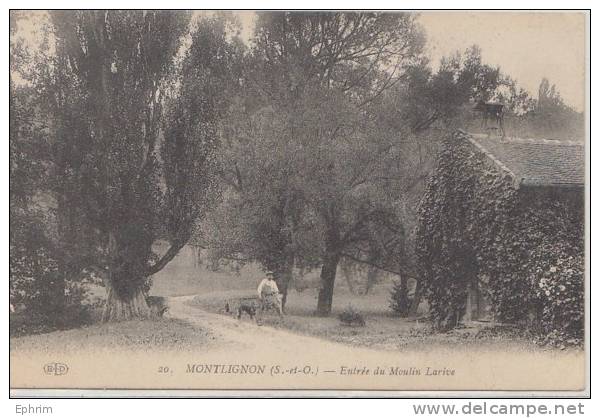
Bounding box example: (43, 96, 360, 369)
(257, 278, 279, 297)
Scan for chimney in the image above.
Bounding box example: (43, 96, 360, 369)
(473, 101, 506, 138)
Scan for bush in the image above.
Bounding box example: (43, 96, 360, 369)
(533, 250, 584, 347)
(338, 305, 366, 327)
(389, 279, 411, 316)
(10, 210, 95, 336)
(9, 283, 96, 337)
(10, 212, 60, 328)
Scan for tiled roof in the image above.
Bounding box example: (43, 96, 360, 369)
(465, 133, 585, 188)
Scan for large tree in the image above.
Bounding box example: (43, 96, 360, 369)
(245, 12, 426, 316)
(41, 11, 237, 320)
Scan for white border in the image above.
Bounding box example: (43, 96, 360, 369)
(3, 1, 594, 407)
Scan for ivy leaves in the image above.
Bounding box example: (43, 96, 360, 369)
(416, 131, 584, 345)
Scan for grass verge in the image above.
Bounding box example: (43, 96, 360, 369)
(10, 317, 214, 354)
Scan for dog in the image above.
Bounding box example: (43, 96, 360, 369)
(146, 296, 169, 318)
(225, 297, 261, 320)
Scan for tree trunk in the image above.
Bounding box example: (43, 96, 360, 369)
(340, 262, 356, 295)
(275, 261, 293, 313)
(102, 280, 151, 322)
(102, 230, 151, 322)
(364, 266, 378, 295)
(195, 246, 202, 268)
(344, 271, 355, 295)
(409, 279, 422, 316)
(316, 251, 341, 316)
(395, 276, 410, 316)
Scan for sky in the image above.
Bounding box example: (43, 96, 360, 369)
(417, 12, 586, 111)
(13, 11, 587, 111)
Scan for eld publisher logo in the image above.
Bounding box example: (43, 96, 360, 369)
(43, 362, 69, 376)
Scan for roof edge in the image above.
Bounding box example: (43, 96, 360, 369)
(461, 133, 521, 189)
(520, 180, 585, 189)
(468, 133, 583, 147)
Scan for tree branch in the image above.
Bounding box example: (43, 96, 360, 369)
(341, 251, 413, 278)
(145, 239, 187, 277)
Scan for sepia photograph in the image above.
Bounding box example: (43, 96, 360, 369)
(9, 9, 589, 396)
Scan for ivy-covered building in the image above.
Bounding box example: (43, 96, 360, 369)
(416, 131, 584, 344)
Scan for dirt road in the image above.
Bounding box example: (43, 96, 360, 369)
(168, 295, 363, 355)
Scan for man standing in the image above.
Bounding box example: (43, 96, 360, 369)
(257, 273, 283, 316)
